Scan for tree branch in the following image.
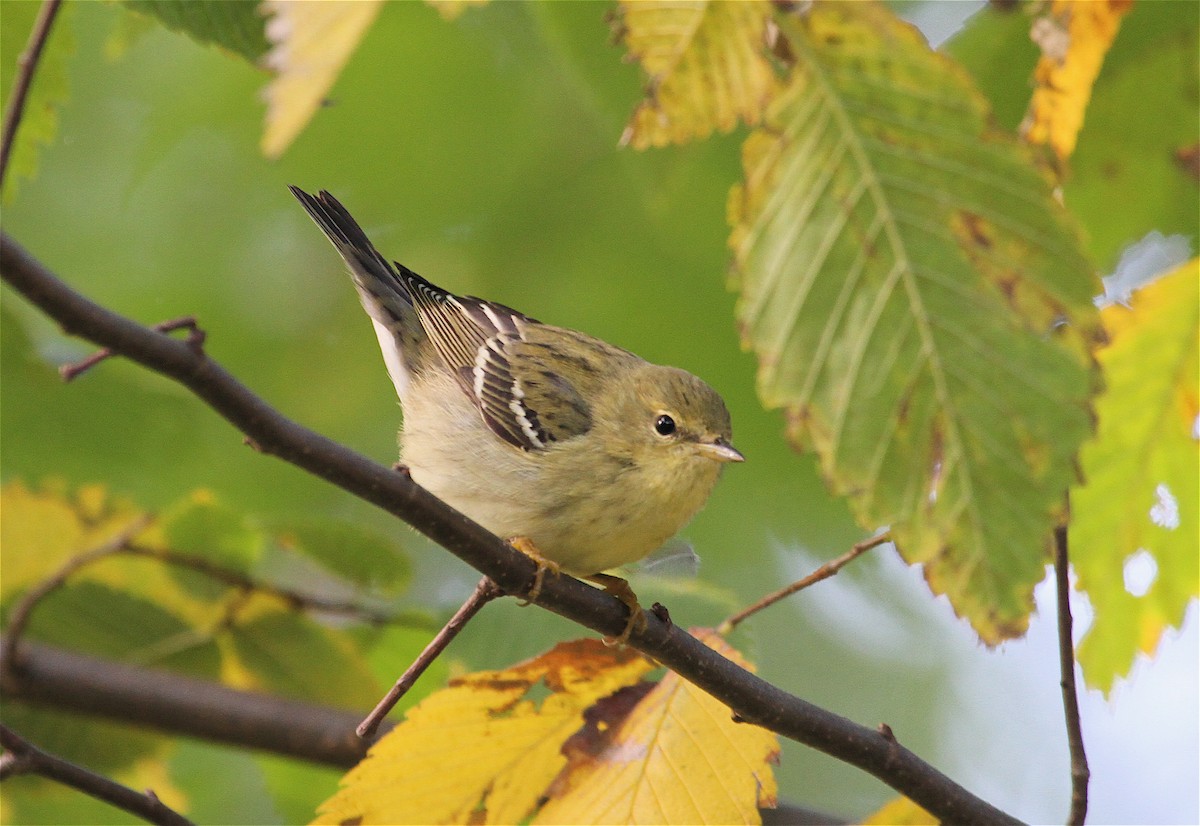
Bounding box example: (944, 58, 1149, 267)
(0, 0, 62, 188)
(0, 723, 193, 826)
(0, 231, 1022, 825)
(1054, 524, 1090, 825)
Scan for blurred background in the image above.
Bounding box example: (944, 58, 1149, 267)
(2, 1, 1196, 823)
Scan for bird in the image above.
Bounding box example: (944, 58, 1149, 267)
(290, 186, 743, 641)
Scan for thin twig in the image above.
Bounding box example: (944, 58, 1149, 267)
(358, 576, 502, 738)
(721, 532, 891, 632)
(123, 543, 402, 626)
(0, 233, 1022, 825)
(60, 316, 205, 381)
(0, 724, 194, 826)
(0, 0, 62, 189)
(1, 516, 151, 676)
(1054, 524, 1089, 825)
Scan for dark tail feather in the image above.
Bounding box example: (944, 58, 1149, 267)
(288, 186, 396, 283)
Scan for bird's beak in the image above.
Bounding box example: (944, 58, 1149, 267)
(695, 437, 745, 463)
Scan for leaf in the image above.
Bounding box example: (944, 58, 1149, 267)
(1070, 260, 1199, 692)
(161, 489, 263, 575)
(0, 1, 75, 201)
(121, 0, 270, 61)
(0, 480, 145, 599)
(259, 0, 384, 159)
(314, 639, 655, 825)
(1020, 0, 1133, 163)
(272, 517, 411, 591)
(224, 608, 381, 709)
(617, 0, 778, 149)
(728, 3, 1100, 642)
(536, 629, 778, 825)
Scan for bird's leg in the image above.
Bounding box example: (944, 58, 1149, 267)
(587, 573, 647, 646)
(508, 536, 560, 605)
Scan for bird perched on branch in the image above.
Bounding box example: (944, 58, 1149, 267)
(291, 186, 743, 641)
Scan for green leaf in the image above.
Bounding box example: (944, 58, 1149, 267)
(121, 0, 271, 62)
(272, 517, 411, 591)
(1070, 260, 1199, 693)
(161, 490, 264, 574)
(225, 609, 380, 709)
(0, 1, 75, 200)
(729, 3, 1100, 641)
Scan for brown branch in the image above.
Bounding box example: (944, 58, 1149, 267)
(1, 516, 152, 675)
(0, 723, 193, 826)
(721, 532, 891, 632)
(0, 232, 1022, 825)
(0, 0, 62, 188)
(1054, 524, 1089, 825)
(358, 576, 503, 737)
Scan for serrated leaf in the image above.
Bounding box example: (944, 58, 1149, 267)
(314, 640, 655, 825)
(535, 629, 778, 825)
(161, 489, 263, 574)
(729, 3, 1100, 642)
(224, 609, 380, 709)
(273, 518, 410, 591)
(122, 0, 270, 61)
(1020, 0, 1133, 163)
(1070, 260, 1199, 692)
(0, 1, 75, 201)
(259, 0, 384, 159)
(617, 0, 777, 149)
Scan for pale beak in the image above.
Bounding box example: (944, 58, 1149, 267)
(695, 437, 745, 463)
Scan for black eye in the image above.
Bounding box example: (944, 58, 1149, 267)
(654, 414, 676, 436)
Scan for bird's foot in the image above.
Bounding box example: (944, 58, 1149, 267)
(588, 573, 647, 646)
(509, 536, 560, 606)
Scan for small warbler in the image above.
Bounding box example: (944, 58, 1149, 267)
(291, 187, 743, 638)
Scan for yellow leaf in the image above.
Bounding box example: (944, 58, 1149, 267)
(535, 630, 779, 825)
(313, 639, 655, 825)
(0, 480, 144, 599)
(1071, 259, 1200, 692)
(862, 796, 936, 825)
(618, 0, 778, 149)
(1021, 0, 1133, 162)
(260, 0, 384, 159)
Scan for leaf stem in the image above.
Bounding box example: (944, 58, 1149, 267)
(1054, 523, 1089, 825)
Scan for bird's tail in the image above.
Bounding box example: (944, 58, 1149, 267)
(289, 186, 424, 399)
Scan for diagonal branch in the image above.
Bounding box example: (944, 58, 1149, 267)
(0, 722, 193, 826)
(0, 231, 1021, 825)
(1054, 523, 1090, 825)
(0, 0, 62, 188)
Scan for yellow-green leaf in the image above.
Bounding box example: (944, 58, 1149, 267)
(314, 640, 655, 825)
(617, 0, 777, 149)
(729, 3, 1100, 642)
(1020, 0, 1133, 163)
(535, 629, 778, 825)
(1070, 260, 1199, 692)
(122, 0, 270, 61)
(260, 0, 384, 159)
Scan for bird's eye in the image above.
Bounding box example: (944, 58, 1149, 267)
(654, 414, 677, 437)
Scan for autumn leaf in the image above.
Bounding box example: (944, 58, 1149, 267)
(535, 630, 778, 825)
(313, 640, 656, 825)
(260, 0, 384, 159)
(617, 0, 778, 149)
(1070, 259, 1199, 692)
(862, 796, 936, 825)
(1021, 0, 1133, 163)
(728, 3, 1100, 643)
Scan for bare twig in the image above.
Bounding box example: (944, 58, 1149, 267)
(60, 316, 205, 381)
(721, 532, 891, 632)
(123, 543, 402, 626)
(358, 576, 502, 738)
(0, 0, 62, 188)
(0, 724, 193, 826)
(1, 516, 151, 676)
(0, 232, 1021, 825)
(1054, 524, 1089, 825)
